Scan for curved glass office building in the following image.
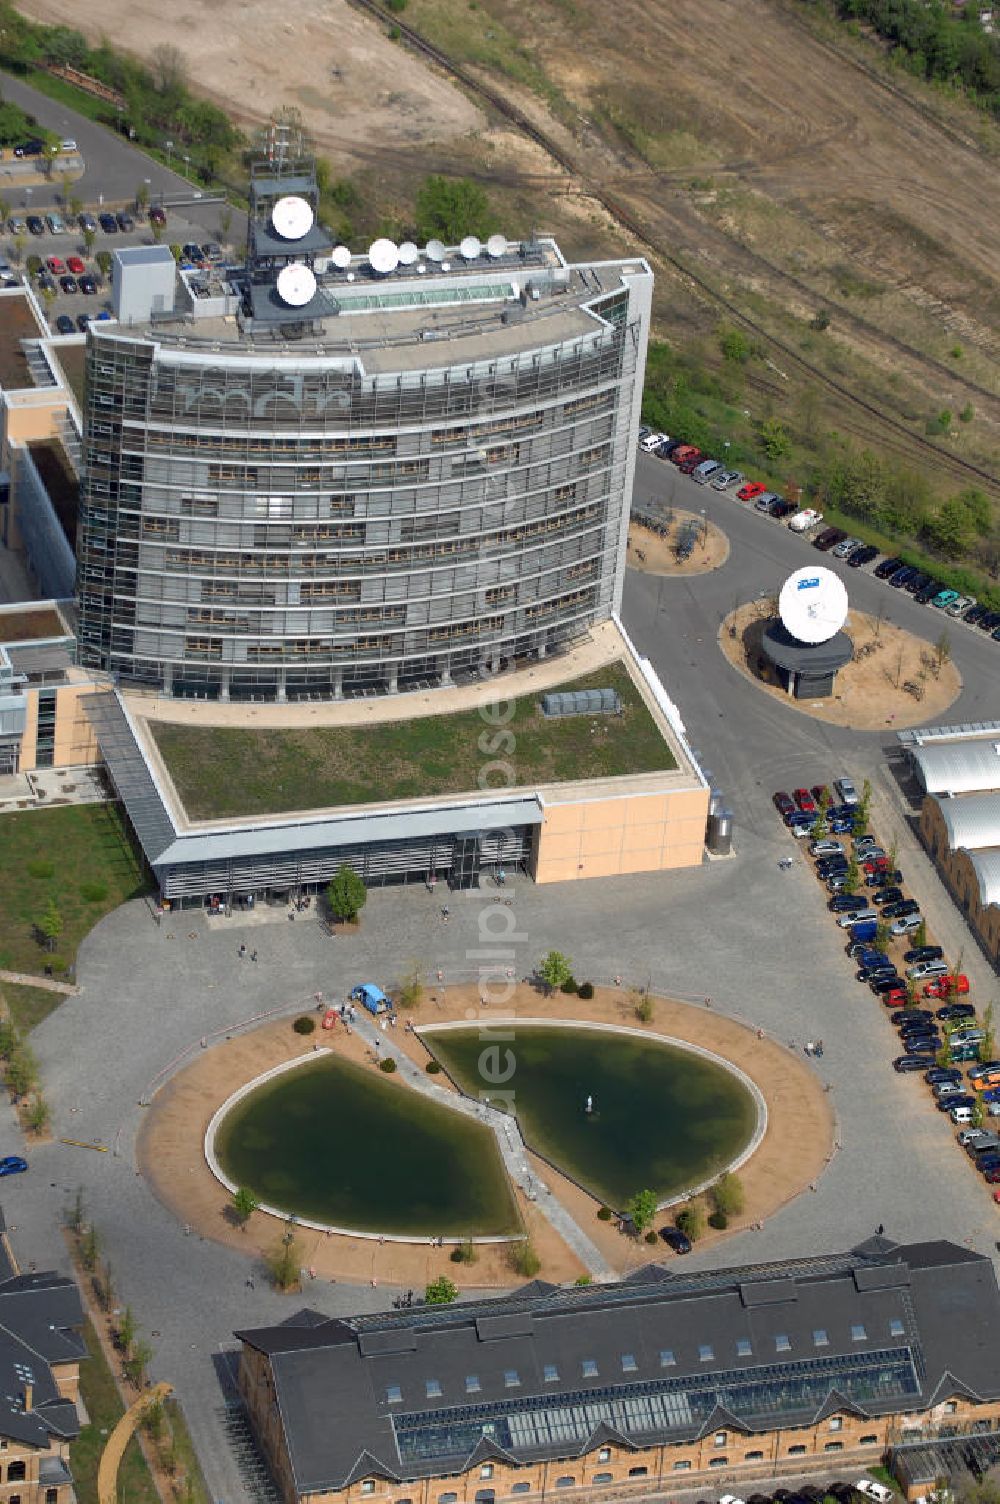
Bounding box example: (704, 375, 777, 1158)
(76, 164, 652, 701)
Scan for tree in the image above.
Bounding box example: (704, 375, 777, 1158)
(24, 1096, 49, 1134)
(538, 950, 572, 995)
(218, 205, 233, 241)
(123, 1337, 153, 1388)
(135, 181, 150, 212)
(151, 43, 188, 95)
(68, 1186, 85, 1235)
(414, 175, 496, 244)
(627, 1188, 659, 1235)
(842, 852, 860, 895)
(81, 1223, 100, 1271)
(10, 234, 24, 267)
(633, 989, 654, 1024)
(972, 1095, 986, 1130)
(37, 897, 62, 951)
(326, 865, 367, 922)
(82, 226, 96, 257)
(508, 1241, 541, 1278)
(719, 325, 750, 363)
(675, 1202, 705, 1242)
(913, 918, 928, 950)
(759, 417, 790, 461)
(711, 1171, 744, 1217)
(150, 218, 163, 245)
(266, 1228, 301, 1291)
(852, 780, 872, 837)
(811, 787, 830, 841)
(425, 1275, 458, 1305)
(876, 920, 892, 952)
(96, 249, 113, 278)
(397, 964, 424, 1011)
(231, 1186, 258, 1229)
(982, 1001, 996, 1065)
(933, 631, 952, 674)
(118, 1305, 136, 1356)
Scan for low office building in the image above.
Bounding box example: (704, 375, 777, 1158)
(0, 1210, 86, 1504)
(0, 603, 101, 775)
(235, 1236, 1000, 1504)
(902, 722, 1000, 968)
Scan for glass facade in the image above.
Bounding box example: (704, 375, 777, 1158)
(392, 1349, 920, 1467)
(75, 280, 645, 701)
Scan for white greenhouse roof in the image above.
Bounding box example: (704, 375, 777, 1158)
(939, 791, 1000, 853)
(912, 737, 1000, 796)
(968, 848, 1000, 910)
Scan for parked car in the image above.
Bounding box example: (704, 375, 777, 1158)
(927, 1067, 964, 1085)
(116, 211, 135, 232)
(754, 491, 778, 513)
(45, 213, 66, 234)
(853, 948, 890, 968)
(710, 468, 742, 491)
(931, 589, 961, 610)
(659, 1226, 692, 1254)
(0, 1156, 27, 1177)
(835, 777, 859, 806)
(908, 960, 950, 980)
(936, 1003, 976, 1021)
(7, 216, 25, 235)
(946, 594, 976, 618)
(889, 565, 917, 589)
(78, 212, 98, 233)
(26, 215, 45, 236)
(737, 482, 767, 503)
(875, 556, 905, 580)
(45, 256, 65, 275)
(789, 507, 823, 532)
(639, 432, 667, 452)
(813, 527, 845, 551)
(952, 1105, 976, 1125)
(891, 914, 925, 935)
(895, 1055, 934, 1072)
(914, 579, 944, 605)
(98, 212, 119, 233)
(925, 975, 970, 999)
(810, 839, 843, 857)
(871, 977, 906, 996)
(880, 988, 908, 1008)
(54, 314, 74, 335)
(882, 899, 920, 920)
(794, 788, 816, 813)
(692, 459, 724, 484)
(905, 946, 944, 964)
(838, 909, 878, 929)
(78, 275, 98, 295)
(832, 894, 868, 914)
(965, 604, 989, 627)
(892, 1008, 933, 1026)
(59, 275, 77, 294)
(671, 445, 700, 467)
(66, 255, 85, 275)
(832, 535, 863, 559)
(848, 544, 879, 568)
(871, 887, 904, 907)
(773, 791, 796, 818)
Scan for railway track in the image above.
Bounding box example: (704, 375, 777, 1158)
(343, 0, 999, 495)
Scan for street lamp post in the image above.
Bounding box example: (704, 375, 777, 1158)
(182, 155, 191, 182)
(164, 139, 173, 169)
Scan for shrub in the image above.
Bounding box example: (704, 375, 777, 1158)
(634, 991, 654, 1024)
(577, 981, 594, 999)
(79, 879, 108, 902)
(425, 1275, 458, 1304)
(24, 1096, 50, 1134)
(508, 1240, 541, 1278)
(708, 1209, 729, 1230)
(293, 1016, 316, 1035)
(597, 1205, 612, 1221)
(451, 1238, 477, 1264)
(644, 1230, 658, 1245)
(675, 1202, 706, 1242)
(26, 859, 54, 880)
(560, 977, 579, 995)
(710, 1171, 744, 1218)
(425, 1059, 442, 1074)
(379, 1057, 397, 1073)
(168, 243, 182, 262)
(449, 1245, 464, 1262)
(575, 1274, 592, 1285)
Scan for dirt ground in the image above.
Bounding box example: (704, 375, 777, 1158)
(627, 513, 729, 577)
(137, 983, 834, 1291)
(719, 602, 962, 730)
(17, 0, 484, 153)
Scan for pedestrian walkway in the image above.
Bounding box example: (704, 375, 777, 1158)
(0, 968, 78, 995)
(352, 1011, 615, 1281)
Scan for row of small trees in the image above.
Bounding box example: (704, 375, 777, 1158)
(620, 1172, 745, 1245)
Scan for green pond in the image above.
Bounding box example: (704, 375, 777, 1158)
(215, 1055, 521, 1236)
(425, 1025, 757, 1209)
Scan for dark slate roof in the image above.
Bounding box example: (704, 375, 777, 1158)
(237, 1239, 1000, 1498)
(0, 1263, 85, 1448)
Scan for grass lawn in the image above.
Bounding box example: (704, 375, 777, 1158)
(71, 1317, 159, 1504)
(0, 981, 63, 1033)
(152, 662, 676, 820)
(0, 804, 149, 977)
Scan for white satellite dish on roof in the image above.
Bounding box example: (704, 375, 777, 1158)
(331, 245, 352, 270)
(398, 241, 419, 266)
(486, 233, 507, 259)
(459, 234, 482, 261)
(368, 238, 399, 274)
(778, 566, 849, 645)
(271, 195, 314, 240)
(276, 262, 317, 308)
(425, 239, 446, 263)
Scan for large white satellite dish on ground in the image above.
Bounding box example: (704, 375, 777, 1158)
(778, 566, 849, 645)
(276, 262, 317, 308)
(459, 234, 482, 261)
(486, 233, 507, 259)
(368, 238, 400, 274)
(425, 239, 446, 264)
(331, 245, 352, 270)
(398, 241, 419, 265)
(271, 195, 314, 240)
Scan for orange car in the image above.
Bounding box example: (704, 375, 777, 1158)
(972, 1070, 1000, 1092)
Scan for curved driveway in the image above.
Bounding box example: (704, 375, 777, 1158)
(1, 457, 997, 1501)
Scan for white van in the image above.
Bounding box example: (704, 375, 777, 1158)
(951, 1105, 974, 1125)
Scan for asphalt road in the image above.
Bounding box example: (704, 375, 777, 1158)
(0, 71, 214, 208)
(1, 451, 999, 1502)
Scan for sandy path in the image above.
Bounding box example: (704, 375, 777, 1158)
(137, 983, 834, 1289)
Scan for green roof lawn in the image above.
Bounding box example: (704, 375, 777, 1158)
(152, 661, 676, 820)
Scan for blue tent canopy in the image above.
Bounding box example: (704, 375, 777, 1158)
(350, 983, 389, 1014)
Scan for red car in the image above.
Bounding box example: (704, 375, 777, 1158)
(738, 482, 766, 502)
(984, 1167, 1000, 1185)
(794, 788, 816, 814)
(677, 452, 704, 474)
(773, 790, 795, 819)
(670, 445, 699, 466)
(66, 255, 85, 275)
(811, 784, 831, 807)
(882, 990, 908, 1008)
(45, 256, 65, 274)
(924, 974, 970, 999)
(864, 857, 891, 875)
